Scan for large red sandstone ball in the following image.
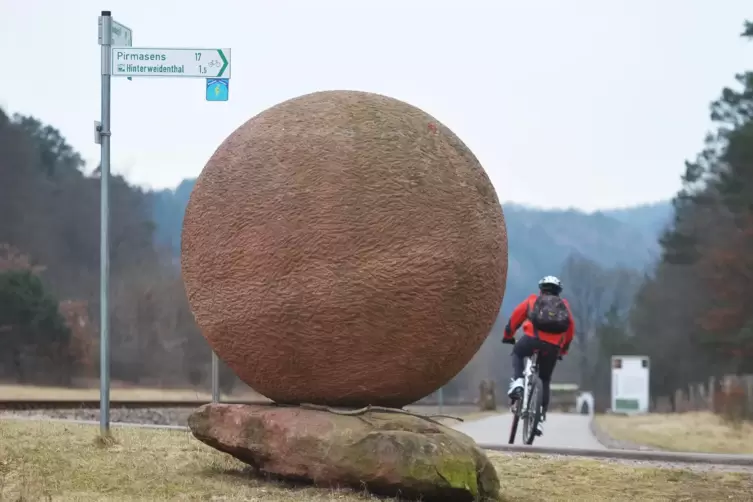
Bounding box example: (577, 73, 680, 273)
(181, 90, 507, 408)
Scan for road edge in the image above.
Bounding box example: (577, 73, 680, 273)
(589, 415, 660, 451)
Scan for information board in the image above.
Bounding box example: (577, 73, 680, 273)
(611, 355, 650, 414)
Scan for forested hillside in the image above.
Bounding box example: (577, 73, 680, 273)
(1, 103, 669, 398)
(0, 110, 211, 388)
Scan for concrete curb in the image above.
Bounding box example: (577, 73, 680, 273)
(479, 443, 753, 466)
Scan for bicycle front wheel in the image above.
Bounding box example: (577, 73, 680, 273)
(523, 376, 544, 445)
(508, 400, 520, 444)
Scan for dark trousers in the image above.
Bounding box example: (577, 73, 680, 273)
(511, 334, 560, 417)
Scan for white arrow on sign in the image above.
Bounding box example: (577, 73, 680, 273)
(111, 47, 231, 78)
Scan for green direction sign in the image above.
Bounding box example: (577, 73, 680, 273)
(111, 48, 231, 78)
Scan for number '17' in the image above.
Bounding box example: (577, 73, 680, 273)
(195, 52, 201, 61)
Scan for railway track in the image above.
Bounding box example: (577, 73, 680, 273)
(0, 400, 477, 412)
(0, 399, 271, 411)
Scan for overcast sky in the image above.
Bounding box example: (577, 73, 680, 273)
(1, 1, 750, 211)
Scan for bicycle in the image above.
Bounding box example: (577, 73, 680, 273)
(507, 347, 544, 446)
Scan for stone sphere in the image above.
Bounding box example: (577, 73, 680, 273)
(181, 90, 507, 408)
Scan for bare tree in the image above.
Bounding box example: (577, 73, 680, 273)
(560, 253, 643, 385)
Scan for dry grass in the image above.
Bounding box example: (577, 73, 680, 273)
(596, 412, 753, 454)
(0, 383, 267, 402)
(488, 451, 753, 501)
(1, 419, 752, 501)
(0, 419, 373, 502)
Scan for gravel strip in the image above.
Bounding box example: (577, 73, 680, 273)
(0, 407, 193, 426)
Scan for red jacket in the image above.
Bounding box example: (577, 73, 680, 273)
(503, 293, 575, 354)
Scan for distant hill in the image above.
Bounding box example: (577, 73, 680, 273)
(601, 201, 674, 240)
(151, 179, 673, 317)
(151, 179, 196, 260)
(485, 200, 671, 336)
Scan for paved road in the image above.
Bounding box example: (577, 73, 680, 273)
(453, 412, 606, 449)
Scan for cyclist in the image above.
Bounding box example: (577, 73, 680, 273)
(502, 276, 575, 436)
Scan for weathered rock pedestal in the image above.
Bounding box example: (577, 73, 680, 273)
(188, 403, 500, 502)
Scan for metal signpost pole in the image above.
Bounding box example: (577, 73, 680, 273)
(211, 351, 220, 402)
(98, 11, 113, 436)
(438, 387, 444, 415)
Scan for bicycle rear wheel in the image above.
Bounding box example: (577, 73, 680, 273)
(508, 399, 520, 444)
(523, 376, 544, 445)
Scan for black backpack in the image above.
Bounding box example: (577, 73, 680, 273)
(527, 294, 571, 334)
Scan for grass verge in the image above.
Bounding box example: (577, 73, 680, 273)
(595, 412, 753, 454)
(1, 419, 752, 501)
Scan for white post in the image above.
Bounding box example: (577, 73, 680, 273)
(97, 10, 113, 436)
(211, 350, 220, 402)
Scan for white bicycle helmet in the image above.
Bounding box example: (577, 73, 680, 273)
(538, 275, 563, 293)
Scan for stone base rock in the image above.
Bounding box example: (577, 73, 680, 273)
(188, 403, 500, 502)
